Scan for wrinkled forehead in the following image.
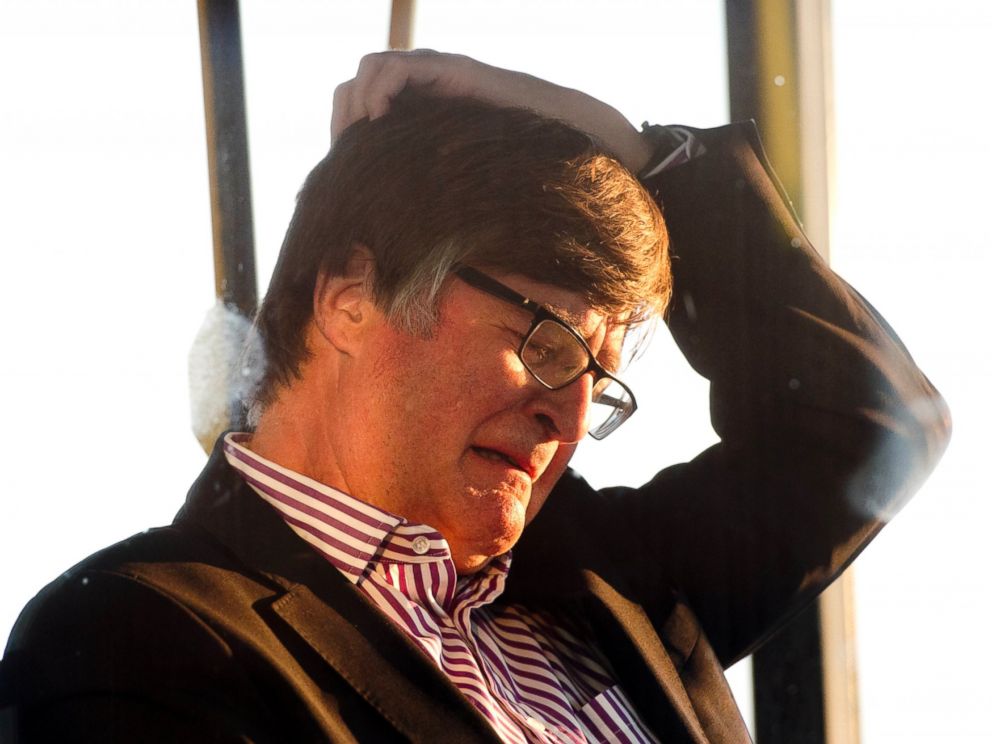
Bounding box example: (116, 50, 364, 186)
(501, 273, 636, 364)
(545, 300, 633, 336)
(538, 282, 636, 327)
(543, 300, 634, 366)
(499, 273, 616, 325)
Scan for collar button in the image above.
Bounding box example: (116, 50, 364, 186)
(412, 536, 430, 555)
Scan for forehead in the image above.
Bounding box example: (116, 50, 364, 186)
(496, 273, 630, 337)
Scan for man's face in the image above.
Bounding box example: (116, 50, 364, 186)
(331, 272, 627, 574)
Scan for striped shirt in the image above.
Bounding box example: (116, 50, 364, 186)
(223, 433, 658, 743)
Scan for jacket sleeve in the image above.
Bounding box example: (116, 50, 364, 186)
(525, 121, 950, 667)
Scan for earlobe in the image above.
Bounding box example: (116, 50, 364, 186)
(312, 245, 377, 353)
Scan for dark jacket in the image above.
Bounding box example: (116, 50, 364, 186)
(0, 123, 950, 743)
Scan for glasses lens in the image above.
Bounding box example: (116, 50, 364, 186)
(521, 319, 589, 387)
(588, 376, 636, 440)
(520, 318, 636, 440)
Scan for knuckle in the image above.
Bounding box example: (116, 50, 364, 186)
(356, 52, 383, 73)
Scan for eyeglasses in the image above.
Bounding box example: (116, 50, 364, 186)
(454, 266, 637, 440)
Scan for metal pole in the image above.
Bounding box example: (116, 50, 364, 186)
(725, 1, 857, 742)
(196, 0, 258, 438)
(389, 0, 417, 50)
(197, 0, 258, 318)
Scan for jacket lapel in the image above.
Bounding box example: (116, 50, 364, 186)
(178, 441, 743, 742)
(270, 581, 500, 743)
(581, 571, 711, 744)
(177, 440, 499, 742)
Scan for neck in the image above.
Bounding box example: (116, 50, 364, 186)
(249, 378, 346, 493)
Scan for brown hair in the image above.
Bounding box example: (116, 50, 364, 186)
(254, 92, 670, 406)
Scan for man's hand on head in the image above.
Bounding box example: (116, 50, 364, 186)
(331, 49, 654, 173)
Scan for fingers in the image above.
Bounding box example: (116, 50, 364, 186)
(354, 52, 419, 121)
(330, 81, 355, 141)
(330, 49, 646, 171)
(331, 50, 447, 141)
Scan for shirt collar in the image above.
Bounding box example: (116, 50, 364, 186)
(221, 433, 511, 607)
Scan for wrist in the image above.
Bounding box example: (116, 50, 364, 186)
(636, 125, 707, 179)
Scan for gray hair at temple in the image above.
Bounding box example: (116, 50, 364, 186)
(251, 90, 671, 410)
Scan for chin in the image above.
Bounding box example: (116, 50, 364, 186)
(440, 479, 530, 572)
(450, 520, 525, 575)
(453, 547, 510, 575)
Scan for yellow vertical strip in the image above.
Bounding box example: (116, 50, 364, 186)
(797, 0, 835, 260)
(799, 5, 859, 737)
(389, 0, 417, 50)
(753, 2, 859, 741)
(755, 0, 802, 204)
(820, 571, 861, 744)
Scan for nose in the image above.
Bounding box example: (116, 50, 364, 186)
(526, 373, 593, 444)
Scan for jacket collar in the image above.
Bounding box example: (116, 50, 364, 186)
(507, 473, 724, 743)
(175, 437, 501, 743)
(177, 438, 731, 743)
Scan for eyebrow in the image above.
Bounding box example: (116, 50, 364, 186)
(543, 301, 633, 344)
(456, 265, 627, 346)
(539, 301, 586, 329)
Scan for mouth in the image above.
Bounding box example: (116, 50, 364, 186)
(471, 446, 533, 479)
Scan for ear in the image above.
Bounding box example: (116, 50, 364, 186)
(312, 244, 379, 354)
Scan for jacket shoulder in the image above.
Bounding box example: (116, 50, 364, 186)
(5, 525, 239, 685)
(1, 526, 285, 741)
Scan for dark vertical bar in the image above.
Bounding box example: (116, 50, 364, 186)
(751, 608, 827, 743)
(725, 1, 827, 742)
(197, 0, 257, 434)
(197, 0, 258, 318)
(725, 0, 802, 201)
(725, 0, 760, 131)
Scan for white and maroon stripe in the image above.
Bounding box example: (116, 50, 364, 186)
(224, 433, 658, 743)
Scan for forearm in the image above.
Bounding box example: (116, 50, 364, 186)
(648, 121, 949, 476)
(634, 121, 950, 661)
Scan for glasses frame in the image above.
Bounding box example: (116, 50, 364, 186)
(453, 266, 637, 439)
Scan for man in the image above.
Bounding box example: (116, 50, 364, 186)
(0, 51, 949, 742)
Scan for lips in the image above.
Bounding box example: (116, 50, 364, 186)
(471, 446, 537, 479)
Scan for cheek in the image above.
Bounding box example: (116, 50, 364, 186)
(437, 335, 529, 409)
(525, 443, 577, 524)
(376, 329, 518, 435)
